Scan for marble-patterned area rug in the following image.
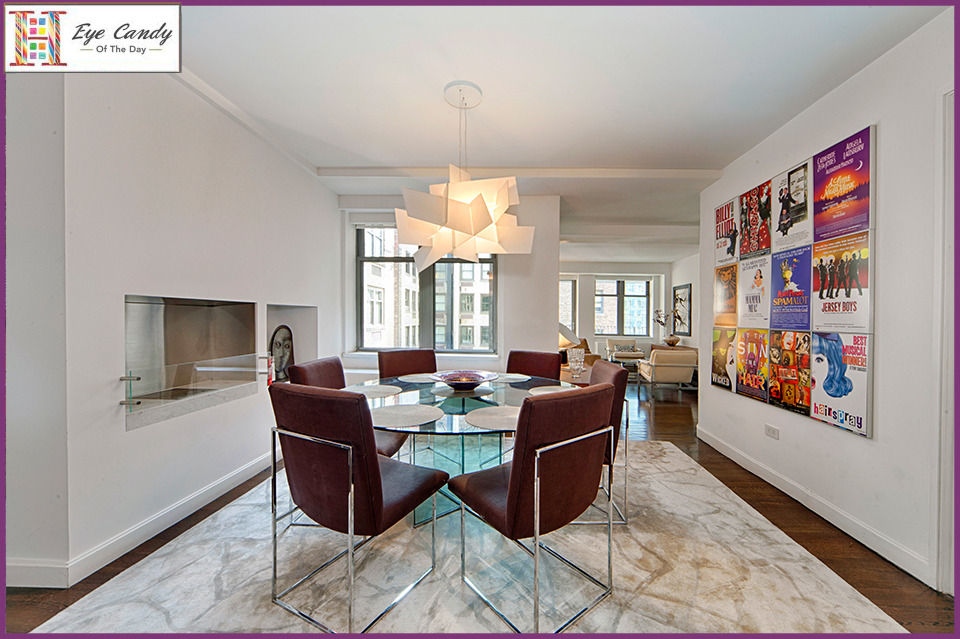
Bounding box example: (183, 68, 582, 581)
(32, 441, 905, 634)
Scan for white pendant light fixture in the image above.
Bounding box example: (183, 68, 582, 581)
(395, 80, 535, 271)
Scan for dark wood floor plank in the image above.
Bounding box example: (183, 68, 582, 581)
(5, 385, 953, 633)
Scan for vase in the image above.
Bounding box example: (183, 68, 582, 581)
(663, 334, 681, 347)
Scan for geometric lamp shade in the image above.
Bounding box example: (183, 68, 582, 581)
(395, 164, 535, 271)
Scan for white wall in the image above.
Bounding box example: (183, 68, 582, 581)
(6, 75, 71, 586)
(341, 196, 561, 377)
(697, 10, 953, 587)
(496, 196, 562, 363)
(6, 71, 342, 586)
(670, 253, 699, 348)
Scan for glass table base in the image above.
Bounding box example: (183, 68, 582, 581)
(409, 431, 507, 526)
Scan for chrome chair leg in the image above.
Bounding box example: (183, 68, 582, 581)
(271, 428, 436, 633)
(572, 400, 629, 525)
(460, 427, 614, 633)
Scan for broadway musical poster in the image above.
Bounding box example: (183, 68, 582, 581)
(813, 126, 874, 242)
(711, 327, 738, 390)
(714, 198, 739, 265)
(738, 180, 772, 259)
(812, 230, 871, 332)
(810, 332, 872, 437)
(770, 245, 812, 330)
(768, 330, 811, 416)
(771, 159, 813, 252)
(737, 255, 771, 329)
(713, 264, 738, 327)
(736, 328, 768, 402)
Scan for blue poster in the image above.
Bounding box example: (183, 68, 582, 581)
(770, 245, 811, 330)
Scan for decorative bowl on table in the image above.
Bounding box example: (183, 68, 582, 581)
(430, 370, 499, 391)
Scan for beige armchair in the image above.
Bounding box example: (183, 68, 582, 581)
(605, 338, 645, 360)
(638, 346, 698, 401)
(603, 338, 646, 381)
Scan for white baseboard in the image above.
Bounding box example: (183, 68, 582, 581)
(6, 558, 70, 589)
(697, 428, 936, 588)
(6, 453, 271, 589)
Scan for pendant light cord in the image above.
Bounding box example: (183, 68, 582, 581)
(455, 88, 469, 178)
(461, 91, 468, 173)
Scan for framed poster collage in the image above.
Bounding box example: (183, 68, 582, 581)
(712, 126, 875, 438)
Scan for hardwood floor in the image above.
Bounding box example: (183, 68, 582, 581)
(6, 384, 954, 633)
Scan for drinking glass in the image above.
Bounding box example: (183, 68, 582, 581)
(568, 348, 585, 378)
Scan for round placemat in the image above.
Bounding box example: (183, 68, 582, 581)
(396, 373, 437, 384)
(464, 406, 521, 431)
(370, 404, 444, 428)
(495, 373, 530, 383)
(343, 384, 402, 398)
(527, 385, 577, 396)
(431, 385, 495, 398)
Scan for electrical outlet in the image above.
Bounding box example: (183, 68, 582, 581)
(764, 424, 780, 440)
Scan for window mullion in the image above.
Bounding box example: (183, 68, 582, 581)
(617, 281, 625, 335)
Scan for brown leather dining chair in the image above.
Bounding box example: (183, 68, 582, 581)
(376, 348, 438, 463)
(288, 356, 408, 459)
(576, 359, 630, 525)
(506, 349, 562, 380)
(377, 348, 437, 380)
(448, 383, 615, 633)
(269, 383, 449, 633)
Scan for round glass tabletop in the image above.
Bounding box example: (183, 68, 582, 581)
(354, 374, 577, 434)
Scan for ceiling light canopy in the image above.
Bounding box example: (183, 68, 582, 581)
(395, 81, 535, 271)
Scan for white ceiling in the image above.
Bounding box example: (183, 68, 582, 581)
(181, 5, 946, 263)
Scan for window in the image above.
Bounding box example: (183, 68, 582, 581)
(356, 227, 496, 352)
(365, 230, 384, 257)
(433, 261, 494, 352)
(623, 281, 649, 335)
(559, 278, 576, 332)
(595, 279, 650, 336)
(367, 287, 384, 326)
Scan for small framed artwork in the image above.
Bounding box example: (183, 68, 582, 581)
(673, 283, 692, 336)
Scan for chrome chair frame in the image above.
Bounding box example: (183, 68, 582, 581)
(459, 426, 614, 634)
(638, 362, 698, 403)
(572, 399, 629, 525)
(271, 427, 437, 634)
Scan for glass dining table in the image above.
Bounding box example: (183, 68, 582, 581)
(344, 372, 579, 523)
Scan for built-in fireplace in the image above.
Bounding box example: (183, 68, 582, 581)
(123, 295, 259, 429)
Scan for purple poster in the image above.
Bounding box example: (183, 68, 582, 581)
(813, 127, 874, 242)
(770, 245, 812, 330)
